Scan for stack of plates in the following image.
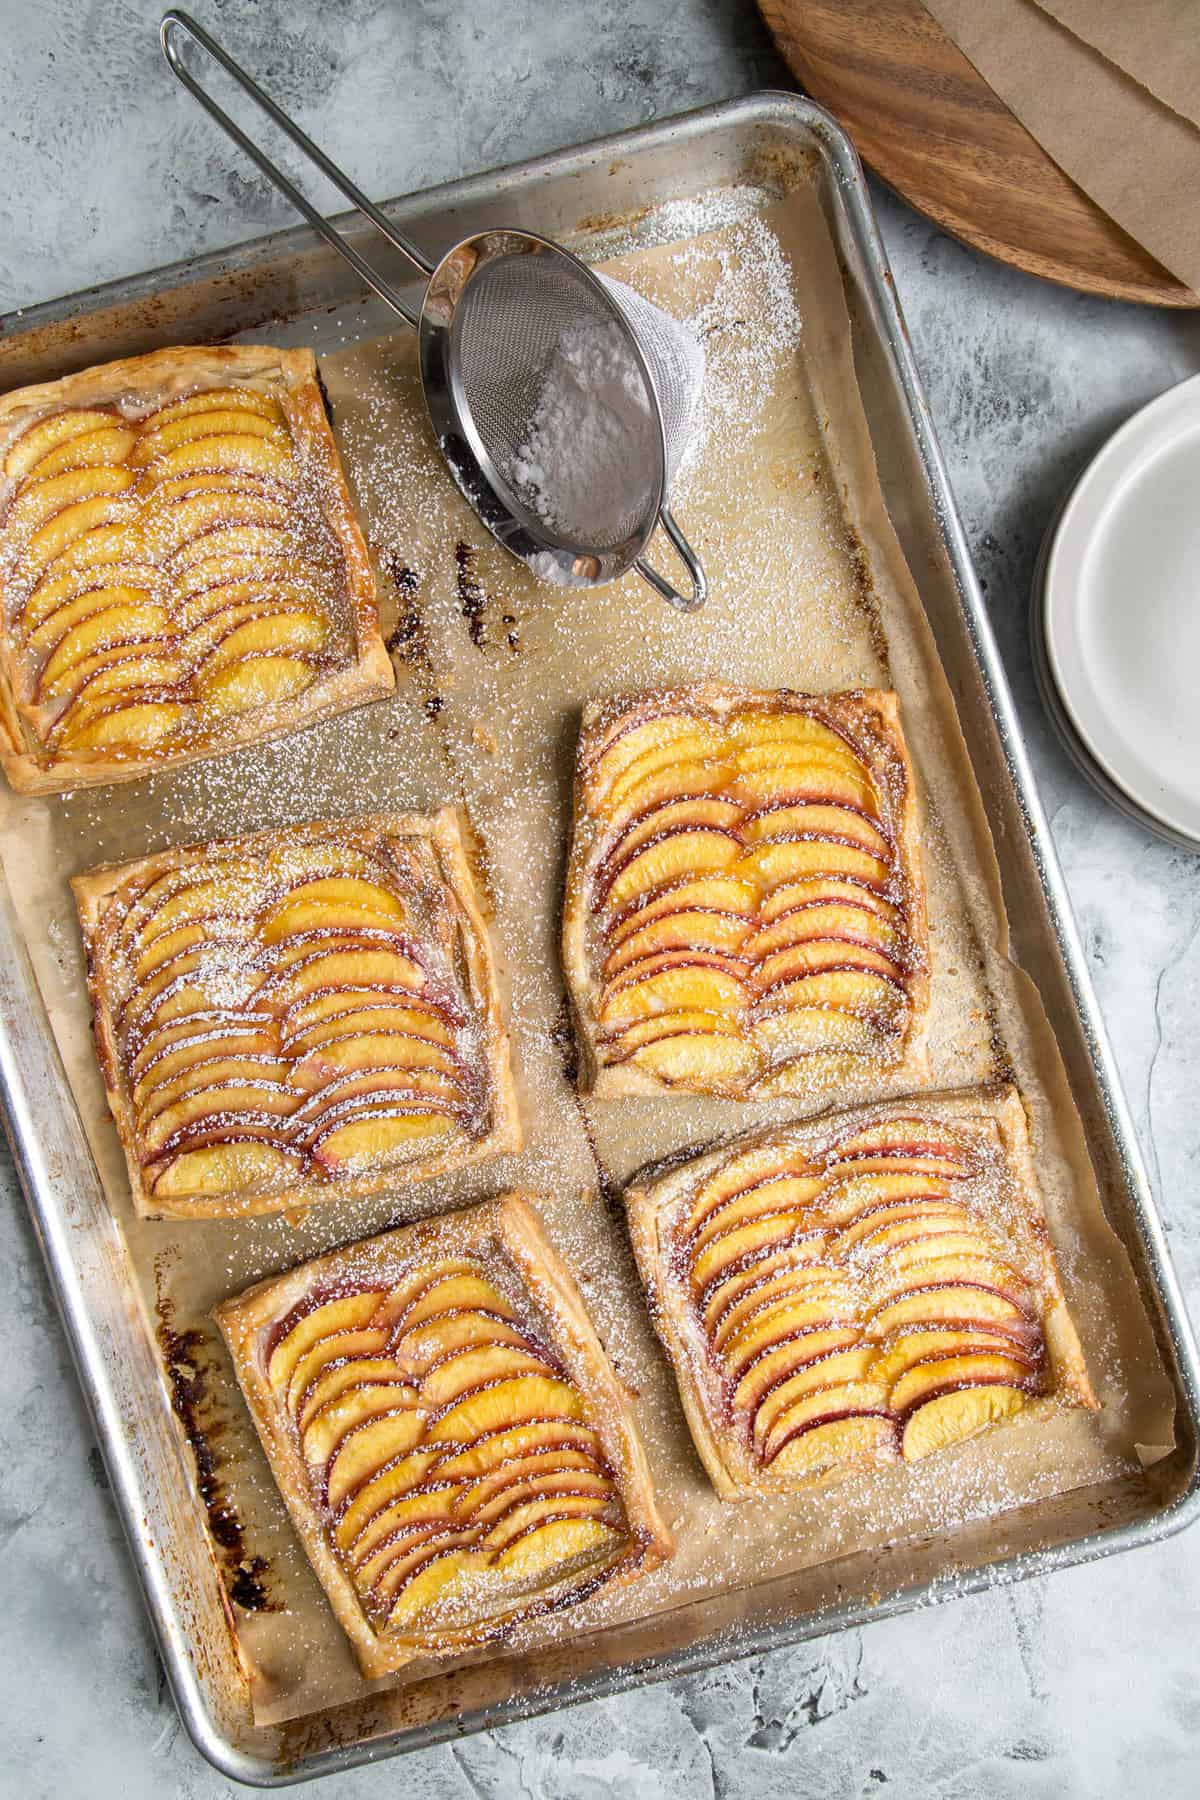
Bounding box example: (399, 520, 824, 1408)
(1032, 374, 1200, 850)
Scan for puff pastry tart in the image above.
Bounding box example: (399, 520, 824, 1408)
(216, 1194, 671, 1675)
(0, 345, 392, 792)
(625, 1087, 1095, 1499)
(563, 685, 930, 1099)
(73, 810, 521, 1218)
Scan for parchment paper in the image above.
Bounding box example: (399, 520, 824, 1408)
(0, 177, 1175, 1730)
(1035, 0, 1200, 127)
(926, 0, 1200, 296)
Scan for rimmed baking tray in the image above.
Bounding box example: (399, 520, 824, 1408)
(1, 93, 1198, 1785)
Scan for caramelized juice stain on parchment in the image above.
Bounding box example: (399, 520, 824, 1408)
(0, 187, 1175, 1730)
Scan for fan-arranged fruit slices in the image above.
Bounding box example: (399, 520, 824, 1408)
(0, 345, 392, 792)
(216, 1194, 671, 1676)
(563, 685, 930, 1099)
(626, 1087, 1095, 1499)
(72, 810, 521, 1218)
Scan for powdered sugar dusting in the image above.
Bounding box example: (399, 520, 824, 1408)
(509, 310, 658, 542)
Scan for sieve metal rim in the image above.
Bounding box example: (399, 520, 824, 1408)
(419, 230, 669, 585)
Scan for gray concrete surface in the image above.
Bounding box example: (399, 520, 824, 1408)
(1, 2, 1198, 1793)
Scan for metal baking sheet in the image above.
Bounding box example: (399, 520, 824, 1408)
(1, 94, 1198, 1785)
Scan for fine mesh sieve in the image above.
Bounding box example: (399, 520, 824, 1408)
(161, 11, 707, 609)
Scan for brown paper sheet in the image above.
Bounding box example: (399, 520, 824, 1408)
(0, 177, 1175, 1731)
(1034, 0, 1200, 129)
(925, 0, 1200, 297)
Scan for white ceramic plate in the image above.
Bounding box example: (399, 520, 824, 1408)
(1043, 372, 1200, 847)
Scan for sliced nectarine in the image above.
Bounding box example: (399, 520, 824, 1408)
(831, 1200, 966, 1254)
(431, 1420, 601, 1482)
(140, 387, 284, 431)
(3, 464, 134, 544)
(689, 1211, 823, 1294)
(326, 1408, 426, 1512)
(263, 948, 425, 1007)
(199, 654, 317, 716)
(713, 1276, 855, 1355)
(602, 795, 743, 869)
(132, 1023, 279, 1097)
(738, 839, 891, 893)
(484, 1491, 611, 1551)
(869, 1328, 1031, 1387)
(453, 1449, 606, 1520)
(143, 433, 295, 484)
(150, 1138, 298, 1198)
(132, 408, 289, 466)
(603, 907, 752, 978)
(494, 1515, 621, 1579)
(428, 1373, 585, 1444)
(606, 874, 756, 940)
(197, 609, 328, 671)
(688, 1173, 828, 1254)
(754, 941, 903, 995)
(331, 1449, 443, 1550)
(755, 1381, 891, 1458)
(374, 1541, 480, 1621)
(741, 803, 891, 860)
(284, 1001, 453, 1053)
(587, 713, 716, 800)
(603, 828, 742, 911)
(759, 877, 896, 926)
(36, 599, 170, 689)
(420, 1346, 552, 1410)
(22, 424, 136, 484)
(346, 1484, 468, 1569)
(140, 1081, 294, 1157)
(734, 1336, 872, 1419)
(745, 902, 897, 962)
(901, 1384, 1029, 1459)
(310, 1109, 458, 1171)
(60, 701, 187, 752)
(4, 408, 118, 483)
(889, 1354, 1036, 1418)
(137, 1056, 289, 1125)
(295, 1355, 411, 1431)
(265, 1291, 384, 1391)
(19, 495, 139, 581)
(302, 1382, 422, 1469)
(394, 1272, 518, 1335)
(605, 758, 733, 823)
(599, 962, 746, 1026)
(724, 1306, 863, 1381)
(769, 1413, 896, 1477)
(394, 1310, 532, 1374)
(627, 1033, 758, 1088)
(755, 967, 906, 1020)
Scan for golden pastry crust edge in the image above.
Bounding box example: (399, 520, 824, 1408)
(562, 683, 932, 1100)
(0, 344, 393, 795)
(71, 807, 523, 1220)
(624, 1082, 1097, 1502)
(214, 1191, 673, 1678)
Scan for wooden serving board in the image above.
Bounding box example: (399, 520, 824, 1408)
(758, 0, 1197, 307)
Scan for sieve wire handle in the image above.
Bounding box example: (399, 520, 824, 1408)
(635, 508, 707, 612)
(160, 10, 433, 328)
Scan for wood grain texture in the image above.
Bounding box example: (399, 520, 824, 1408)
(758, 0, 1197, 307)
